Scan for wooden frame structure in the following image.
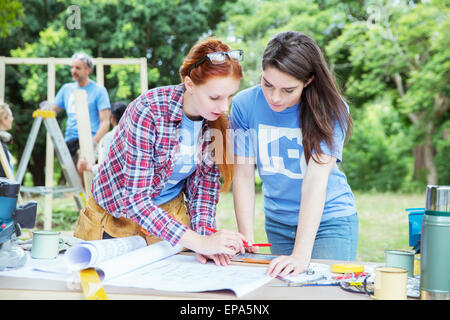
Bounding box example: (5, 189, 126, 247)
(0, 56, 148, 229)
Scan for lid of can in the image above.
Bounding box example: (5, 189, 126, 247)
(331, 263, 364, 274)
(425, 210, 450, 217)
(385, 249, 415, 256)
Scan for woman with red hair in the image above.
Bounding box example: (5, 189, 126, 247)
(74, 38, 246, 266)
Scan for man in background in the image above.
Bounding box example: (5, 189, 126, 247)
(53, 52, 111, 166)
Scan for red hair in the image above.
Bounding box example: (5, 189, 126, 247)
(179, 38, 243, 84)
(179, 38, 243, 192)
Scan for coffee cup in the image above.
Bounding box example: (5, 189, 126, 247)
(373, 266, 408, 300)
(31, 230, 64, 259)
(385, 249, 415, 277)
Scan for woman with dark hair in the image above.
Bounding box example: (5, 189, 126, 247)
(231, 31, 358, 276)
(74, 38, 247, 266)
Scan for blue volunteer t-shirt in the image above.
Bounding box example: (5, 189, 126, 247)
(230, 85, 356, 226)
(154, 113, 203, 205)
(54, 80, 111, 141)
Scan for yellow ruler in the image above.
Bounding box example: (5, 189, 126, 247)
(79, 268, 109, 300)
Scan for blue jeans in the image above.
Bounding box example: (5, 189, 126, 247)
(265, 213, 358, 261)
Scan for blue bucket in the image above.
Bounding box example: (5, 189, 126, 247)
(405, 208, 424, 247)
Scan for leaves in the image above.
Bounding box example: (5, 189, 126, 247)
(1, 0, 231, 185)
(216, 0, 449, 189)
(1, 0, 448, 188)
(0, 0, 24, 38)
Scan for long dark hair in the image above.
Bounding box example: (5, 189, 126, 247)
(262, 31, 352, 164)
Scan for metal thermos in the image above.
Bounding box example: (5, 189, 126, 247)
(420, 185, 450, 300)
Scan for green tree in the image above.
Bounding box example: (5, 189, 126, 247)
(215, 0, 348, 89)
(2, 0, 233, 186)
(0, 0, 24, 38)
(327, 0, 450, 185)
(341, 97, 412, 192)
(216, 0, 449, 190)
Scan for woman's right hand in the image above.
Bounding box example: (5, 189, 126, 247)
(195, 253, 232, 266)
(201, 229, 247, 256)
(179, 229, 247, 258)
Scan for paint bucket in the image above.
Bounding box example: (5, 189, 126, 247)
(374, 267, 408, 300)
(405, 208, 424, 247)
(385, 249, 415, 277)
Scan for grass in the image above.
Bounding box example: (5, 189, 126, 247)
(26, 191, 424, 263)
(352, 192, 423, 262)
(216, 191, 424, 262)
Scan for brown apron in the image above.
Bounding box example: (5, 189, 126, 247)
(73, 192, 190, 245)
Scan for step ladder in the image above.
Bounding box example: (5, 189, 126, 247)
(15, 107, 85, 211)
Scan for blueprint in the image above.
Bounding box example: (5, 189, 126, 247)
(106, 254, 273, 297)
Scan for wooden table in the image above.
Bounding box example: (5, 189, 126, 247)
(0, 256, 379, 300)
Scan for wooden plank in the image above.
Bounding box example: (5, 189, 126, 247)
(2, 57, 142, 65)
(0, 57, 5, 103)
(140, 57, 148, 93)
(73, 89, 95, 197)
(96, 57, 104, 87)
(44, 58, 55, 230)
(0, 257, 382, 300)
(44, 133, 54, 230)
(0, 58, 11, 181)
(95, 58, 141, 65)
(3, 57, 72, 65)
(0, 142, 15, 180)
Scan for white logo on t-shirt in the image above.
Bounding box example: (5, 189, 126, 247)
(258, 124, 307, 179)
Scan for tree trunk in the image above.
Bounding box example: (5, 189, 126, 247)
(394, 73, 439, 186)
(412, 145, 425, 181)
(411, 122, 438, 185)
(422, 122, 438, 185)
(423, 133, 438, 185)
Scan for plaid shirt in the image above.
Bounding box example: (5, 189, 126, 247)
(92, 84, 220, 246)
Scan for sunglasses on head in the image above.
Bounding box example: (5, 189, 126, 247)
(188, 50, 244, 74)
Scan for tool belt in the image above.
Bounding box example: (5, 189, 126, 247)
(73, 192, 190, 245)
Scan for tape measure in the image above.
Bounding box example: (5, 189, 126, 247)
(331, 263, 365, 274)
(79, 268, 108, 300)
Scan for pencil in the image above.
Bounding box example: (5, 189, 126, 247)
(203, 226, 272, 247)
(205, 226, 218, 233)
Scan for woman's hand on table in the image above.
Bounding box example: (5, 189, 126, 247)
(266, 254, 309, 277)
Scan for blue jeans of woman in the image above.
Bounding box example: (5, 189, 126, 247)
(265, 213, 358, 261)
